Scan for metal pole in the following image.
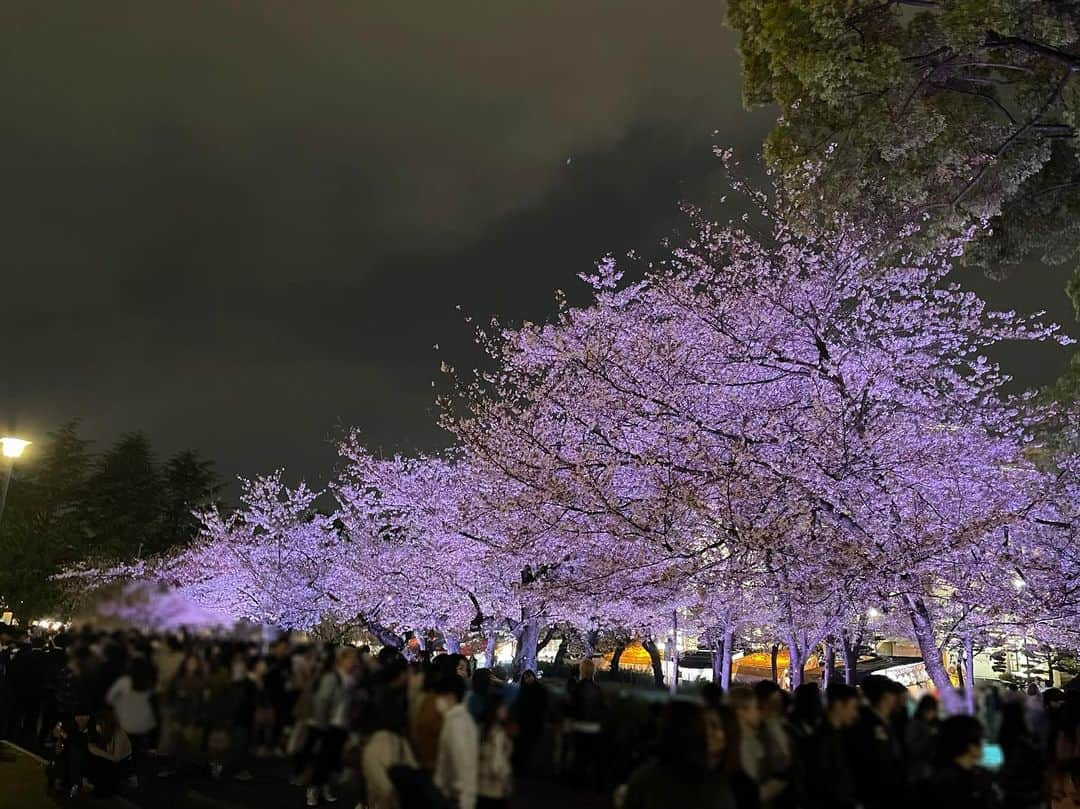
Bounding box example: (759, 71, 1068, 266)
(669, 609, 679, 696)
(0, 461, 13, 526)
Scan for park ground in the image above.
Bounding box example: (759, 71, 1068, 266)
(0, 739, 608, 809)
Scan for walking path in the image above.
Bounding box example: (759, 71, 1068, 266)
(1, 740, 608, 809)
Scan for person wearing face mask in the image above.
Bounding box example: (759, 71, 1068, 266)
(306, 646, 358, 807)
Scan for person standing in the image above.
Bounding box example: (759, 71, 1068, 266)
(306, 646, 357, 807)
(477, 695, 514, 809)
(617, 701, 736, 809)
(926, 715, 1002, 808)
(850, 676, 906, 809)
(511, 670, 547, 777)
(105, 655, 157, 786)
(568, 659, 605, 789)
(905, 694, 939, 788)
(806, 683, 860, 809)
(434, 674, 479, 809)
(996, 701, 1045, 809)
(729, 685, 786, 806)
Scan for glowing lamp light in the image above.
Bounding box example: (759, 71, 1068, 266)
(1012, 576, 1026, 592)
(867, 607, 881, 619)
(0, 437, 30, 459)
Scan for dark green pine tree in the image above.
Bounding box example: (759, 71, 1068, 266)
(0, 421, 94, 624)
(157, 449, 222, 553)
(86, 431, 165, 560)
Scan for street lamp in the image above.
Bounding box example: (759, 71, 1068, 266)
(0, 436, 30, 525)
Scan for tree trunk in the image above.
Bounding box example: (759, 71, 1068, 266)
(443, 633, 461, 655)
(484, 634, 496, 669)
(611, 642, 627, 677)
(712, 636, 724, 684)
(721, 622, 735, 691)
(1046, 646, 1056, 688)
(553, 635, 570, 670)
(905, 594, 964, 715)
(785, 633, 809, 690)
(841, 623, 864, 686)
(770, 644, 780, 683)
(642, 638, 665, 687)
(583, 629, 600, 658)
(823, 639, 836, 687)
(511, 618, 541, 678)
(789, 653, 805, 690)
(365, 620, 402, 650)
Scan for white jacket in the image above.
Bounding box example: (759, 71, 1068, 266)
(362, 730, 417, 809)
(477, 725, 513, 799)
(434, 702, 479, 809)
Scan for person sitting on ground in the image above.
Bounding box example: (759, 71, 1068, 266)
(87, 706, 134, 797)
(49, 704, 93, 798)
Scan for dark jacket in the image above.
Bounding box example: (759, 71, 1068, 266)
(623, 760, 737, 809)
(998, 735, 1046, 809)
(807, 720, 858, 809)
(850, 706, 906, 809)
(927, 763, 1003, 809)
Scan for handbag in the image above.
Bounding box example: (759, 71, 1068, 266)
(386, 734, 455, 809)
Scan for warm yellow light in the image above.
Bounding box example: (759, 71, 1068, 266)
(0, 437, 30, 459)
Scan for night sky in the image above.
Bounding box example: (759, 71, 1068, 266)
(2, 1, 1074, 487)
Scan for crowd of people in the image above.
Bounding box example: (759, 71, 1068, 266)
(1, 623, 1078, 809)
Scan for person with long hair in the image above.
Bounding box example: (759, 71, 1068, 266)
(477, 694, 514, 809)
(87, 705, 133, 797)
(996, 701, 1046, 809)
(905, 694, 939, 788)
(511, 670, 547, 777)
(617, 701, 736, 809)
(104, 652, 157, 786)
(157, 651, 208, 778)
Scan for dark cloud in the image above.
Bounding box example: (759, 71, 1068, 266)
(0, 1, 1070, 486)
